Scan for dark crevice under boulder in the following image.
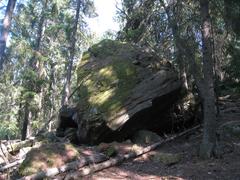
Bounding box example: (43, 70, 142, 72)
(56, 40, 196, 144)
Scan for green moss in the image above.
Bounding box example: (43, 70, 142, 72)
(151, 152, 182, 165)
(104, 146, 117, 157)
(89, 39, 134, 58)
(19, 143, 79, 176)
(78, 60, 137, 123)
(82, 52, 91, 61)
(77, 40, 139, 129)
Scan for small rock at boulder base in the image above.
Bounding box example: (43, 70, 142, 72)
(70, 39, 184, 144)
(150, 152, 182, 166)
(97, 141, 134, 156)
(131, 130, 163, 145)
(218, 120, 240, 142)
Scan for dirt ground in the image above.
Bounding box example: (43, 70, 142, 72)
(84, 99, 240, 180)
(2, 99, 240, 180)
(83, 136, 240, 179)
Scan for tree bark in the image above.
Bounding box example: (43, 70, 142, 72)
(61, 0, 81, 106)
(21, 0, 48, 140)
(0, 0, 17, 70)
(159, 0, 189, 90)
(199, 0, 217, 159)
(48, 62, 57, 131)
(21, 102, 30, 140)
(0, 158, 24, 172)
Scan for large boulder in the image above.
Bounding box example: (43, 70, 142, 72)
(73, 40, 183, 144)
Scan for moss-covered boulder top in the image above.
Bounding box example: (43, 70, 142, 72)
(76, 39, 182, 143)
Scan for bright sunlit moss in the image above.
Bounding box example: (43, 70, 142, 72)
(77, 40, 138, 128)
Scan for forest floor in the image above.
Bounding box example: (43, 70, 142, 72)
(2, 98, 240, 180)
(84, 98, 240, 180)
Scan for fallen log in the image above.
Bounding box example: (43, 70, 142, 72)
(0, 142, 9, 164)
(6, 139, 35, 153)
(0, 146, 34, 172)
(65, 125, 201, 179)
(218, 95, 231, 100)
(0, 159, 24, 172)
(18, 153, 108, 180)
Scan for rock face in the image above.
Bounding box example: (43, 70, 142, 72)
(73, 40, 182, 144)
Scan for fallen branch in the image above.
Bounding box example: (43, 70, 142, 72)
(65, 125, 201, 179)
(6, 139, 34, 153)
(0, 146, 32, 172)
(218, 95, 231, 100)
(0, 158, 24, 172)
(18, 153, 108, 180)
(0, 142, 9, 164)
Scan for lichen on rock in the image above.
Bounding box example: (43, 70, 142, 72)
(150, 152, 182, 165)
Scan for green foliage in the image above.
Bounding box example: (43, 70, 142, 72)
(223, 0, 240, 84)
(128, 28, 143, 41)
(0, 0, 97, 139)
(103, 146, 117, 157)
(227, 39, 240, 79)
(0, 120, 19, 139)
(0, 0, 239, 143)
(81, 51, 91, 61)
(0, 75, 21, 139)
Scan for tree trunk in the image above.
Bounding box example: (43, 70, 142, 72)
(30, 0, 47, 121)
(21, 102, 30, 140)
(199, 0, 217, 159)
(61, 0, 81, 106)
(0, 0, 17, 70)
(49, 62, 57, 131)
(21, 0, 48, 140)
(159, 0, 189, 90)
